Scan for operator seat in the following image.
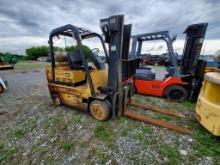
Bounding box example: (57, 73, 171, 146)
(91, 54, 105, 70)
(135, 68, 156, 81)
(67, 51, 83, 70)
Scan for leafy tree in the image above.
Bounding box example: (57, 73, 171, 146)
(65, 45, 91, 60)
(25, 46, 49, 60)
(25, 45, 91, 60)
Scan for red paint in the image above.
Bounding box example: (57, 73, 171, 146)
(135, 77, 187, 97)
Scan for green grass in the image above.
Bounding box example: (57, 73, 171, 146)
(131, 127, 153, 146)
(156, 114, 173, 121)
(44, 116, 61, 129)
(32, 145, 48, 159)
(120, 127, 132, 137)
(60, 122, 68, 130)
(159, 144, 180, 165)
(127, 153, 146, 164)
(15, 62, 46, 70)
(97, 152, 109, 164)
(116, 116, 127, 123)
(182, 101, 196, 110)
(12, 128, 24, 139)
(141, 126, 152, 134)
(28, 119, 37, 131)
(59, 141, 75, 152)
(72, 115, 81, 123)
(132, 131, 145, 142)
(94, 124, 114, 143)
(194, 126, 220, 157)
(0, 142, 17, 163)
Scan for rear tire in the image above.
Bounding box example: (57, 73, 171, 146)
(89, 100, 111, 121)
(0, 84, 4, 94)
(164, 85, 187, 102)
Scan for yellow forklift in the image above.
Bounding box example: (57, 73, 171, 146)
(195, 53, 220, 136)
(46, 15, 192, 135)
(46, 15, 139, 121)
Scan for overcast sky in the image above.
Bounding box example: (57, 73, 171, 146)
(0, 0, 219, 55)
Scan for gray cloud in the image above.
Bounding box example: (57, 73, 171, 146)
(0, 0, 220, 54)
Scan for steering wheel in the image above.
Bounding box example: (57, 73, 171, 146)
(90, 48, 99, 56)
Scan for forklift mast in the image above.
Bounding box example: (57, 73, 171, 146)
(180, 23, 208, 101)
(100, 15, 124, 96)
(100, 15, 140, 117)
(180, 23, 208, 75)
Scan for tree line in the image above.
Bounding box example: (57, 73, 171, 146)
(1, 45, 91, 62)
(25, 45, 91, 60)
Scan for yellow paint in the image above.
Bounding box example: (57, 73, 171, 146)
(205, 67, 217, 73)
(46, 65, 85, 84)
(46, 64, 108, 107)
(196, 72, 220, 136)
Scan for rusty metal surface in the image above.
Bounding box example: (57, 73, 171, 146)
(123, 110, 193, 135)
(130, 99, 185, 118)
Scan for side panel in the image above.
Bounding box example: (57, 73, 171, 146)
(196, 78, 220, 136)
(135, 77, 187, 96)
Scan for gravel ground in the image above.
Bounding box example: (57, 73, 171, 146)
(0, 63, 219, 164)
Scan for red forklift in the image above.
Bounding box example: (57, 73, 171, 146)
(132, 23, 208, 102)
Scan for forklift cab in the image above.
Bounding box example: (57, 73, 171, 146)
(131, 31, 179, 81)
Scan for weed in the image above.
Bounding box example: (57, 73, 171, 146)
(61, 123, 68, 130)
(159, 144, 180, 165)
(141, 126, 152, 134)
(131, 127, 153, 146)
(132, 131, 145, 142)
(127, 154, 145, 164)
(94, 124, 114, 143)
(116, 116, 127, 123)
(13, 128, 24, 139)
(72, 115, 81, 123)
(120, 128, 130, 137)
(28, 119, 37, 130)
(156, 114, 173, 121)
(182, 101, 195, 110)
(134, 94, 142, 100)
(86, 147, 97, 160)
(44, 116, 61, 129)
(32, 146, 48, 159)
(59, 141, 74, 152)
(0, 144, 16, 163)
(97, 152, 109, 164)
(194, 126, 220, 157)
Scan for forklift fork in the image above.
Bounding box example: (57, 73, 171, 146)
(123, 110, 192, 135)
(123, 100, 192, 135)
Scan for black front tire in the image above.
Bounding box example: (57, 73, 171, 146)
(164, 85, 187, 102)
